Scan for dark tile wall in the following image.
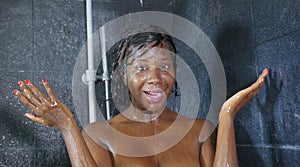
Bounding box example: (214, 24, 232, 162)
(0, 0, 84, 166)
(174, 0, 300, 166)
(0, 0, 299, 167)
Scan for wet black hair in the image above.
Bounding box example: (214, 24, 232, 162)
(112, 25, 177, 72)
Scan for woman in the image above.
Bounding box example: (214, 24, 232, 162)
(14, 25, 269, 167)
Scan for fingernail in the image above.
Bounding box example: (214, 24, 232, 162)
(261, 77, 266, 83)
(25, 79, 31, 85)
(265, 68, 270, 74)
(42, 79, 47, 84)
(18, 81, 23, 87)
(24, 113, 30, 118)
(13, 89, 19, 95)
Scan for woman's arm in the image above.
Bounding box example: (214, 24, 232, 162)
(213, 68, 269, 167)
(14, 79, 97, 167)
(82, 124, 113, 167)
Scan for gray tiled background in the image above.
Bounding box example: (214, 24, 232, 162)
(0, 0, 299, 166)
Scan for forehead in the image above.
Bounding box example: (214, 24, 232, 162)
(128, 45, 175, 63)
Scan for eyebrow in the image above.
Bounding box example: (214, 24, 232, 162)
(137, 56, 172, 62)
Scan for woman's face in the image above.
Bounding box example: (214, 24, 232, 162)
(124, 44, 175, 113)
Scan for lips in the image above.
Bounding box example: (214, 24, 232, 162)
(143, 90, 164, 103)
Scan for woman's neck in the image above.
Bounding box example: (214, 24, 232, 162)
(122, 104, 168, 122)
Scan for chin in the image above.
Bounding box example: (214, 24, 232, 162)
(145, 101, 167, 113)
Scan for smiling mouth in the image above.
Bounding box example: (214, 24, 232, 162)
(143, 90, 164, 103)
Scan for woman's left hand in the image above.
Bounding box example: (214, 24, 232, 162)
(220, 68, 270, 119)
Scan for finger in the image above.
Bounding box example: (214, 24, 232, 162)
(248, 80, 264, 96)
(258, 68, 270, 82)
(24, 79, 51, 106)
(42, 79, 59, 105)
(241, 81, 264, 100)
(18, 81, 43, 107)
(244, 68, 269, 95)
(14, 89, 44, 115)
(236, 78, 266, 109)
(260, 67, 270, 79)
(244, 70, 266, 94)
(230, 89, 257, 112)
(24, 113, 50, 126)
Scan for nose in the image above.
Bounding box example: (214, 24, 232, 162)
(147, 67, 163, 85)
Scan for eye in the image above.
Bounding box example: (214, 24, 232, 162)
(136, 66, 147, 72)
(160, 64, 169, 71)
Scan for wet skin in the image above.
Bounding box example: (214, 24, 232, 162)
(82, 46, 215, 166)
(121, 45, 176, 122)
(14, 44, 270, 167)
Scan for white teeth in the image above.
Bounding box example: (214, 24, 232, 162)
(148, 92, 162, 98)
(144, 90, 164, 99)
(151, 93, 160, 98)
(150, 92, 158, 95)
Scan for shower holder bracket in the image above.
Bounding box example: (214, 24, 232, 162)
(95, 72, 110, 81)
(82, 69, 96, 85)
(102, 72, 110, 81)
(82, 71, 111, 85)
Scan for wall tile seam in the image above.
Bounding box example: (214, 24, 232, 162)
(236, 144, 300, 150)
(0, 147, 47, 150)
(88, 0, 172, 5)
(254, 28, 300, 47)
(5, 70, 73, 73)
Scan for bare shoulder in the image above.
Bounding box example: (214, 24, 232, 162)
(193, 118, 215, 128)
(81, 121, 111, 145)
(81, 115, 126, 143)
(82, 121, 108, 133)
(190, 118, 216, 143)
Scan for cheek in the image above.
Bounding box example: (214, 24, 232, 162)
(165, 74, 175, 92)
(164, 70, 176, 83)
(128, 72, 147, 84)
(167, 79, 175, 92)
(127, 73, 147, 91)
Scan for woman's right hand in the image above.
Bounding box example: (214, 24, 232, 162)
(15, 79, 99, 167)
(14, 79, 75, 131)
